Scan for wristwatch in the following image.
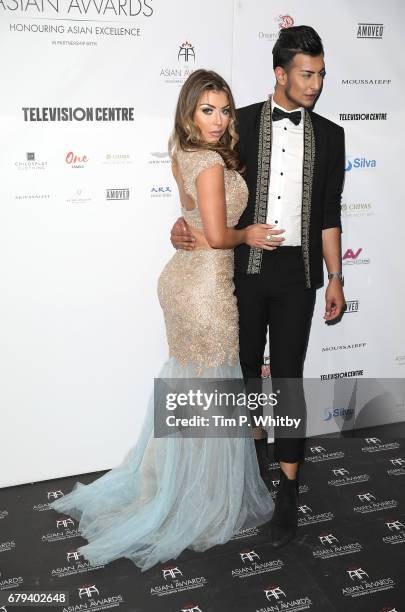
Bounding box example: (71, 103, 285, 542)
(328, 272, 343, 282)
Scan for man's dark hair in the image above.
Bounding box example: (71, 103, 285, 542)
(272, 25, 324, 70)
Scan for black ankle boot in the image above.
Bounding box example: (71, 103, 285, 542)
(268, 468, 298, 548)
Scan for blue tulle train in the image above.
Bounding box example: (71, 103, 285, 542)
(49, 357, 274, 572)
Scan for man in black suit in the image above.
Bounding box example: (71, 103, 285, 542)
(171, 26, 346, 547)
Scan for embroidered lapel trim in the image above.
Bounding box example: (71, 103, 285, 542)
(302, 110, 315, 288)
(247, 98, 272, 274)
(246, 100, 316, 287)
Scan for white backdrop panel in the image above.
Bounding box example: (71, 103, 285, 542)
(1, 0, 404, 486)
(0, 0, 234, 486)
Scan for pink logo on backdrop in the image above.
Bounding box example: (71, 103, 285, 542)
(343, 248, 363, 260)
(278, 15, 294, 29)
(65, 152, 89, 165)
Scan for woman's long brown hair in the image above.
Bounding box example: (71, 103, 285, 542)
(169, 69, 243, 173)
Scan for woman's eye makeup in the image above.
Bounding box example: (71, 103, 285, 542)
(201, 107, 230, 115)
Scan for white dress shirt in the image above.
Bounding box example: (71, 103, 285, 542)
(265, 97, 304, 246)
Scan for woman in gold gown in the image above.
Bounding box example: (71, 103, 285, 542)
(50, 70, 274, 572)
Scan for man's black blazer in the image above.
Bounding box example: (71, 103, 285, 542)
(235, 98, 345, 289)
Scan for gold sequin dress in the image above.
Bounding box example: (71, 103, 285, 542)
(158, 148, 247, 372)
(50, 147, 274, 572)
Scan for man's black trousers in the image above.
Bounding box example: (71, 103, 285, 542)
(234, 246, 316, 464)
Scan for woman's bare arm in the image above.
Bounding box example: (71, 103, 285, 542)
(196, 164, 279, 250)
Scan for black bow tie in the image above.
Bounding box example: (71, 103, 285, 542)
(272, 106, 302, 126)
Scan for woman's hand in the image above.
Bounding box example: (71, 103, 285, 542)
(244, 224, 285, 250)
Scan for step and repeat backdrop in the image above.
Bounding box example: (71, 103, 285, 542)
(1, 0, 404, 485)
